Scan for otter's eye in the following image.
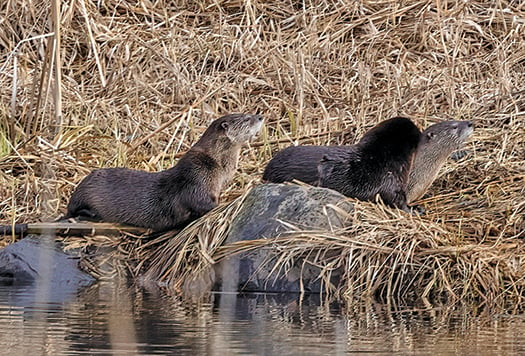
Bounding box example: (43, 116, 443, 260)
(427, 132, 435, 140)
(221, 122, 229, 130)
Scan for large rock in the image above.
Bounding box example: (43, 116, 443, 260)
(0, 235, 95, 288)
(214, 183, 352, 293)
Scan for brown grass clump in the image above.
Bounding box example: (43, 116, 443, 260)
(0, 1, 524, 305)
(142, 180, 523, 307)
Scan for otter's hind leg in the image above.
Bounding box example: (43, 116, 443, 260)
(64, 206, 102, 221)
(65, 194, 102, 221)
(74, 208, 102, 220)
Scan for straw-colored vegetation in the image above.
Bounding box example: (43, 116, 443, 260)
(1, 0, 524, 306)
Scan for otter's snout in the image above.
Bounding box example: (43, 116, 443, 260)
(238, 113, 264, 143)
(461, 121, 474, 139)
(250, 114, 264, 123)
(250, 114, 264, 131)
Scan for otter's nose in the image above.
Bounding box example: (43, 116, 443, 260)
(253, 114, 264, 122)
(466, 121, 473, 128)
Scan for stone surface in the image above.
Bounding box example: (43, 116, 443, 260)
(0, 235, 95, 287)
(214, 183, 353, 293)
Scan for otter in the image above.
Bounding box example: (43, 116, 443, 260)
(316, 117, 420, 211)
(63, 113, 264, 231)
(262, 119, 473, 206)
(262, 145, 347, 185)
(406, 120, 473, 203)
(262, 117, 420, 189)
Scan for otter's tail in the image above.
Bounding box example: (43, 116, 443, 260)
(0, 224, 29, 238)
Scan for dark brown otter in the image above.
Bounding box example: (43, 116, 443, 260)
(64, 113, 264, 231)
(263, 117, 420, 189)
(317, 117, 420, 211)
(263, 119, 473, 207)
(262, 145, 347, 185)
(406, 120, 473, 203)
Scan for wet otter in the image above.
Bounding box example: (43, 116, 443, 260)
(406, 120, 473, 203)
(64, 113, 264, 231)
(262, 145, 347, 185)
(262, 119, 473, 206)
(316, 117, 420, 211)
(262, 117, 420, 189)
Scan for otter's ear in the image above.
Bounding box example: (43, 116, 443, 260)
(427, 132, 435, 140)
(221, 121, 229, 130)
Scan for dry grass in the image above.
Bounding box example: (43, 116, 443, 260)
(0, 0, 524, 305)
(141, 179, 524, 307)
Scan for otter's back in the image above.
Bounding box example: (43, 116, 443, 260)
(262, 145, 351, 184)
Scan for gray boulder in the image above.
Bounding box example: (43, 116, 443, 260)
(0, 235, 95, 288)
(214, 183, 352, 293)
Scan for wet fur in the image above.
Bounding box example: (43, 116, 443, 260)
(263, 117, 420, 211)
(318, 117, 420, 210)
(262, 145, 348, 185)
(65, 113, 263, 231)
(263, 119, 473, 207)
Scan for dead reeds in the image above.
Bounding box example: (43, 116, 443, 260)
(0, 0, 524, 305)
(141, 181, 524, 307)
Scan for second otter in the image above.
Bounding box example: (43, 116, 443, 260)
(317, 117, 420, 211)
(65, 113, 263, 231)
(262, 119, 473, 207)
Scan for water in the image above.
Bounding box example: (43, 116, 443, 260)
(0, 282, 524, 355)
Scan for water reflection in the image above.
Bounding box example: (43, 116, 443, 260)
(0, 282, 524, 355)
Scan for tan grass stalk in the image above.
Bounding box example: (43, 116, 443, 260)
(51, 0, 62, 132)
(78, 0, 106, 88)
(141, 189, 251, 289)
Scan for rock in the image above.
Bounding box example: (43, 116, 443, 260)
(214, 183, 352, 293)
(0, 235, 95, 287)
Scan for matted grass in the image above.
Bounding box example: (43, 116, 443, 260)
(0, 0, 524, 306)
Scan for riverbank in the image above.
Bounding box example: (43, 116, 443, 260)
(1, 0, 524, 307)
(17, 180, 518, 308)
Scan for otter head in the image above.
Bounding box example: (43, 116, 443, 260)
(208, 113, 264, 145)
(407, 120, 474, 203)
(421, 120, 474, 151)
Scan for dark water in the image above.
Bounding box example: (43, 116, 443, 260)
(0, 282, 524, 355)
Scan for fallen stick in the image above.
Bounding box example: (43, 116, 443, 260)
(0, 222, 149, 238)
